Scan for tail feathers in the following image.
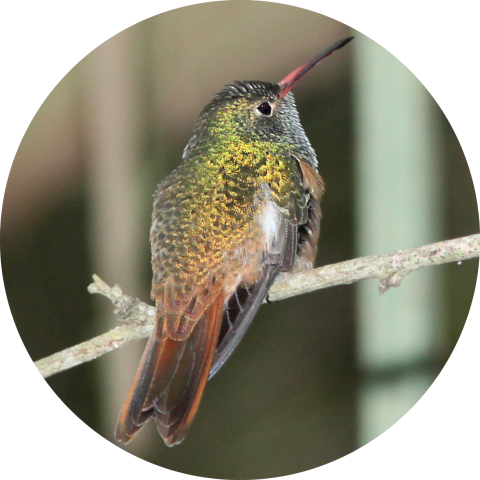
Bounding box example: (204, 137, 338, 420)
(115, 294, 224, 447)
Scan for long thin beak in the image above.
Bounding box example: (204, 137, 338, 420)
(278, 37, 354, 98)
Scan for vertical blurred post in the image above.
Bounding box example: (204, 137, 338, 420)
(353, 36, 445, 444)
(82, 29, 147, 445)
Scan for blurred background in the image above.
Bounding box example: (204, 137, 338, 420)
(1, 2, 478, 478)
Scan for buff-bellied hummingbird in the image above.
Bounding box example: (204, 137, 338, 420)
(115, 37, 354, 447)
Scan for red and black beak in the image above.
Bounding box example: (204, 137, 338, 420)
(278, 37, 354, 98)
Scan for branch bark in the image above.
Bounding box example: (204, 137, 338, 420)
(35, 234, 479, 378)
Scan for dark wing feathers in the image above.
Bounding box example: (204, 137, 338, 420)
(208, 265, 279, 380)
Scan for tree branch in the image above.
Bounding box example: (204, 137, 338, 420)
(35, 234, 479, 378)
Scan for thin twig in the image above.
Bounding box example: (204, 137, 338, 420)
(269, 233, 480, 301)
(35, 234, 479, 378)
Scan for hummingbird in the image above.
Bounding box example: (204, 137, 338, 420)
(115, 37, 353, 447)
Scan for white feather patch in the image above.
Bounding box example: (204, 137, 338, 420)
(258, 199, 283, 252)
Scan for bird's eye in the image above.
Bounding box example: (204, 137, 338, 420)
(257, 102, 272, 116)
